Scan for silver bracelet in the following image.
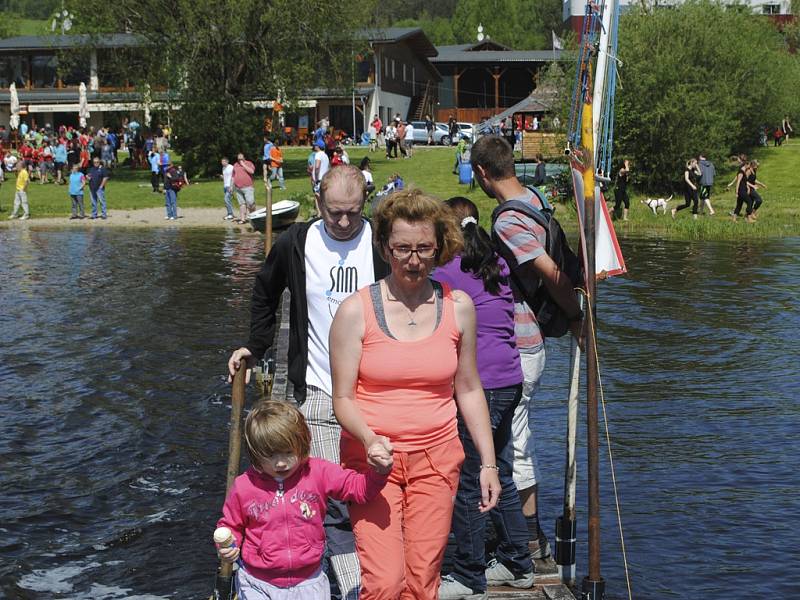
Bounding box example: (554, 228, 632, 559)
(480, 464, 499, 471)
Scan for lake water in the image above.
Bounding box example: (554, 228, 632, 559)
(1, 228, 798, 599)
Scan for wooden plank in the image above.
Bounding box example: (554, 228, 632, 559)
(487, 583, 576, 599)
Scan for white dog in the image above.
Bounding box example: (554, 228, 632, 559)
(641, 195, 673, 215)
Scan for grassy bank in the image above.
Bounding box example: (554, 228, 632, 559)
(2, 142, 798, 239)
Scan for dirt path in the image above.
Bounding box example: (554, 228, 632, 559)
(0, 207, 260, 229)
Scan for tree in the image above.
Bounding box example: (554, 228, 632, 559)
(68, 0, 374, 174)
(614, 0, 800, 190)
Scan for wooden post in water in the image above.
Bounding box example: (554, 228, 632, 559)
(580, 75, 605, 600)
(213, 362, 246, 600)
(264, 180, 274, 256)
(254, 181, 274, 402)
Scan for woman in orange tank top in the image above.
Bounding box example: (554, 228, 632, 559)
(330, 189, 501, 599)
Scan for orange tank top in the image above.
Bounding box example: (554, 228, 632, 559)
(351, 281, 460, 452)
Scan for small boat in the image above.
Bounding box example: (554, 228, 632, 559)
(248, 200, 301, 232)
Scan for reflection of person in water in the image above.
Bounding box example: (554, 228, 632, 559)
(227, 164, 389, 599)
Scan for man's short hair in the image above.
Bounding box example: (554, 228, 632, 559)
(470, 135, 515, 180)
(319, 164, 366, 205)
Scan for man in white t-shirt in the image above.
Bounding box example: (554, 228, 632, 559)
(403, 120, 414, 158)
(228, 164, 389, 599)
(312, 141, 330, 197)
(220, 157, 235, 220)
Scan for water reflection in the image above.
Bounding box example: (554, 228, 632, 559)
(0, 230, 798, 599)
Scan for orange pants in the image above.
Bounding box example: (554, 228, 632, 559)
(341, 436, 464, 600)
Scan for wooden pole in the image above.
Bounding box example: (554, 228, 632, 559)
(213, 362, 246, 600)
(557, 295, 583, 585)
(264, 180, 273, 256)
(580, 71, 605, 600)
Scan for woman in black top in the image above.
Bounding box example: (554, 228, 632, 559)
(613, 159, 631, 221)
(731, 162, 755, 222)
(672, 158, 701, 219)
(747, 160, 767, 218)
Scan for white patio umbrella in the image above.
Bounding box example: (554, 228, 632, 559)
(78, 82, 90, 128)
(9, 83, 20, 130)
(143, 84, 152, 127)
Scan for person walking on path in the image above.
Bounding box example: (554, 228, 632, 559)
(227, 165, 390, 600)
(87, 156, 110, 220)
(148, 150, 161, 193)
(698, 153, 716, 216)
(672, 158, 701, 220)
(613, 159, 631, 221)
(233, 152, 256, 224)
(220, 157, 235, 220)
(435, 197, 534, 599)
(471, 135, 584, 566)
(68, 163, 86, 219)
(9, 161, 30, 220)
(261, 135, 274, 183)
(311, 142, 330, 199)
(164, 161, 188, 221)
(268, 142, 286, 191)
(216, 401, 391, 600)
(384, 121, 398, 159)
(330, 188, 500, 599)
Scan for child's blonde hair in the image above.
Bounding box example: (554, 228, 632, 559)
(244, 401, 311, 465)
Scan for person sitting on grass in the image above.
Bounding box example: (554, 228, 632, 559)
(216, 401, 391, 600)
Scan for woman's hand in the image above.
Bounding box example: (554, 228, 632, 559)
(366, 435, 394, 474)
(478, 467, 501, 512)
(218, 546, 240, 563)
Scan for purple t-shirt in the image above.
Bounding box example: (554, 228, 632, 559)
(432, 256, 522, 389)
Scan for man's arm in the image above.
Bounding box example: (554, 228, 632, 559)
(244, 234, 290, 361)
(242, 161, 255, 176)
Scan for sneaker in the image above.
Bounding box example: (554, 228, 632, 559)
(485, 558, 533, 589)
(529, 534, 552, 559)
(19, 215, 29, 220)
(165, 216, 171, 220)
(69, 215, 78, 220)
(9, 215, 17, 219)
(101, 215, 107, 220)
(169, 217, 176, 220)
(438, 574, 487, 600)
(223, 214, 234, 220)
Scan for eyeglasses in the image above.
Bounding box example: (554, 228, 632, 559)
(389, 245, 438, 260)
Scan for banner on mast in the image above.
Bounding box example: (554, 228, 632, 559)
(570, 167, 627, 279)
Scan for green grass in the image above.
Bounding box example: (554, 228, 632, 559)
(7, 17, 50, 36)
(2, 142, 799, 239)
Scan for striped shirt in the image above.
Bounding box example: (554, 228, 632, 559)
(492, 188, 546, 352)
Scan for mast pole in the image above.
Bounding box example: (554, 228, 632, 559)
(581, 67, 605, 600)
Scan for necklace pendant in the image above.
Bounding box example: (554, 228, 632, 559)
(408, 318, 417, 326)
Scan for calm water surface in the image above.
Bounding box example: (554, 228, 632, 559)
(1, 227, 798, 599)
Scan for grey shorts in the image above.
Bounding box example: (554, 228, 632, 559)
(237, 565, 330, 600)
(235, 186, 255, 206)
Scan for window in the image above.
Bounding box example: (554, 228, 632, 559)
(762, 4, 780, 14)
(391, 59, 395, 79)
(31, 55, 58, 88)
(0, 55, 29, 88)
(384, 57, 389, 78)
(403, 64, 407, 82)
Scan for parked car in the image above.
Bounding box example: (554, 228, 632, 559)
(515, 162, 570, 200)
(410, 121, 452, 146)
(456, 122, 475, 141)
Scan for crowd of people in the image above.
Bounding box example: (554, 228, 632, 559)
(0, 119, 194, 220)
(220, 135, 583, 600)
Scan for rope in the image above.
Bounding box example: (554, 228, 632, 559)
(577, 287, 634, 600)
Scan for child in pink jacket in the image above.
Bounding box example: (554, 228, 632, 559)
(216, 401, 392, 600)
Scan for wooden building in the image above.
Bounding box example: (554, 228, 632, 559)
(431, 40, 563, 124)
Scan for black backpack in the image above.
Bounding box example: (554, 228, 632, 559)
(491, 191, 584, 338)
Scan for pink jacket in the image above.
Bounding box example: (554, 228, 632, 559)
(217, 457, 387, 587)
